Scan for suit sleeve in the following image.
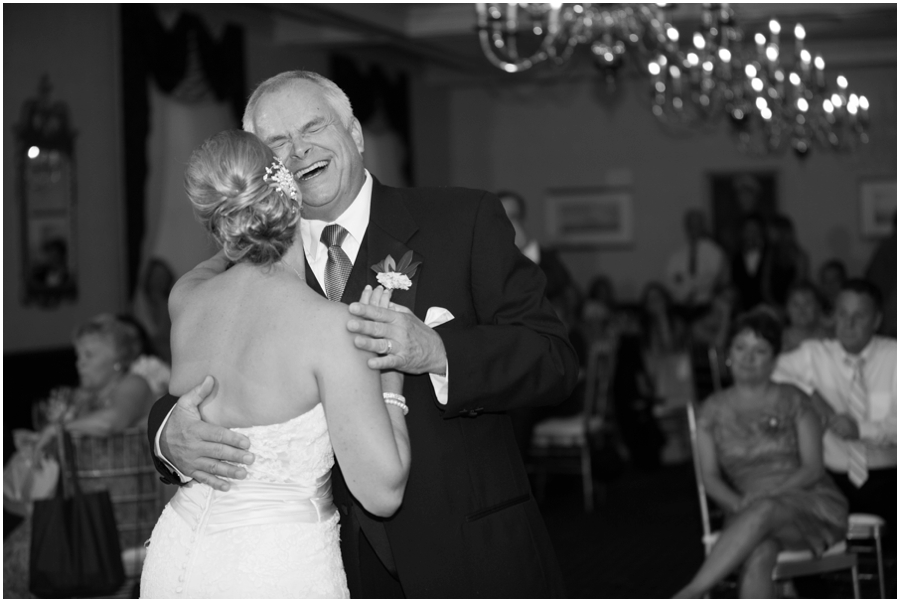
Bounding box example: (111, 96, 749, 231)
(146, 393, 181, 484)
(437, 193, 580, 418)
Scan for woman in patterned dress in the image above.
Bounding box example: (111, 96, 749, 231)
(675, 310, 848, 598)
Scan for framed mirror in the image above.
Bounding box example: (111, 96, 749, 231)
(15, 75, 78, 307)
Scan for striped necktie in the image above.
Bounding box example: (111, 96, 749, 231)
(844, 356, 869, 488)
(321, 224, 353, 302)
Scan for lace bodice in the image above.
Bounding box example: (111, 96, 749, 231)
(231, 403, 334, 484)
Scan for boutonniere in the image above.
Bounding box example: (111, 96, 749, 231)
(371, 250, 421, 291)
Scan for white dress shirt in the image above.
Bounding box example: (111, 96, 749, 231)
(773, 337, 897, 473)
(665, 238, 726, 305)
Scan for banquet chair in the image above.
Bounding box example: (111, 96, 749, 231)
(686, 402, 861, 598)
(530, 339, 616, 513)
(71, 426, 168, 592)
(847, 513, 887, 598)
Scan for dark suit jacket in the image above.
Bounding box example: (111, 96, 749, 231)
(147, 179, 579, 598)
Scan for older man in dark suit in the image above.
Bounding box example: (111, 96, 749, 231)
(147, 70, 579, 598)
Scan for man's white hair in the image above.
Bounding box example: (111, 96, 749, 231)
(242, 71, 354, 134)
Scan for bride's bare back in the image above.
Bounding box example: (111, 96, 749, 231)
(169, 261, 376, 429)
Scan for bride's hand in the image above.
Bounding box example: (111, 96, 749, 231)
(358, 286, 405, 394)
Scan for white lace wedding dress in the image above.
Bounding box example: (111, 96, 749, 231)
(140, 404, 349, 598)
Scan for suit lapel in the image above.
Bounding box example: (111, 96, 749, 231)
(361, 179, 422, 316)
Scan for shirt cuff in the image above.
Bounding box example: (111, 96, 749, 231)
(155, 405, 192, 484)
(424, 307, 454, 405)
(430, 363, 449, 405)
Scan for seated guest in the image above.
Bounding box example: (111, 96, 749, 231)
(773, 278, 896, 552)
(665, 209, 729, 319)
(817, 258, 847, 317)
(691, 284, 740, 351)
(782, 281, 830, 353)
(3, 314, 166, 599)
(639, 282, 692, 408)
(765, 214, 810, 307)
(675, 311, 848, 598)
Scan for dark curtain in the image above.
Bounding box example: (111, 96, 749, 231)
(330, 54, 413, 184)
(120, 6, 245, 296)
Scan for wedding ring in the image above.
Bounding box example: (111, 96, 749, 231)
(385, 340, 393, 355)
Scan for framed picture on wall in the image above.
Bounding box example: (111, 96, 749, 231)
(708, 171, 778, 257)
(859, 178, 897, 238)
(545, 187, 633, 246)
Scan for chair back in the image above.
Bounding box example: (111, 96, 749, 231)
(583, 339, 616, 428)
(686, 401, 716, 554)
(70, 426, 166, 556)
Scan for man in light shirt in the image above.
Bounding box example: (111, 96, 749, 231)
(665, 209, 728, 316)
(773, 278, 896, 551)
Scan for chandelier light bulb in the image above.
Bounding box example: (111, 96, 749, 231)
(533, 26, 543, 35)
(687, 52, 699, 66)
(794, 24, 806, 40)
(755, 33, 766, 46)
(859, 96, 869, 110)
(667, 27, 679, 42)
(693, 32, 705, 49)
(836, 75, 848, 89)
(751, 78, 764, 92)
(28, 146, 40, 159)
(774, 70, 785, 82)
(756, 97, 768, 111)
(823, 99, 834, 113)
(549, 2, 564, 9)
(648, 61, 661, 75)
(800, 49, 811, 64)
(745, 65, 757, 78)
(797, 98, 809, 112)
(766, 45, 779, 62)
(769, 20, 781, 35)
(831, 93, 843, 108)
(718, 48, 732, 63)
(848, 103, 858, 115)
(702, 60, 714, 72)
(849, 93, 859, 104)
(658, 55, 668, 67)
(761, 107, 773, 120)
(789, 72, 801, 86)
(573, 4, 584, 13)
(670, 66, 681, 78)
(814, 56, 825, 70)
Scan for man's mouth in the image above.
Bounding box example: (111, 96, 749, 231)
(295, 160, 329, 182)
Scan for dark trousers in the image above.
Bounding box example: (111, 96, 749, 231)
(829, 467, 897, 557)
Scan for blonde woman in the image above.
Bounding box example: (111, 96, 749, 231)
(140, 130, 410, 598)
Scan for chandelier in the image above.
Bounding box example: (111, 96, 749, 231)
(475, 3, 869, 156)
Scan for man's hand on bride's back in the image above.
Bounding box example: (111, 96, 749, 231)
(161, 375, 254, 492)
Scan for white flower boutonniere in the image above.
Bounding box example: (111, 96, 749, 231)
(371, 250, 421, 291)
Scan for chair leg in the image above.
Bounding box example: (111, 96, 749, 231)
(851, 563, 861, 599)
(875, 528, 886, 599)
(581, 446, 593, 513)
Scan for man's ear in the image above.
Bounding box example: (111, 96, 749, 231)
(349, 117, 364, 154)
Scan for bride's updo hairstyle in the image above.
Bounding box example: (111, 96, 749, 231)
(184, 130, 300, 266)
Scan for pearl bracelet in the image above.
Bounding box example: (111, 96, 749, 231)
(383, 393, 408, 416)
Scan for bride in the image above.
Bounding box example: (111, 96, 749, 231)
(140, 130, 411, 598)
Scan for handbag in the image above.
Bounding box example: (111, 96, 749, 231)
(29, 426, 126, 598)
(4, 430, 60, 517)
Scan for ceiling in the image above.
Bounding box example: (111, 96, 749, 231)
(258, 3, 897, 76)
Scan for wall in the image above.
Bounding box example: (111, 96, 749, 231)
(439, 64, 896, 301)
(4, 4, 125, 352)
